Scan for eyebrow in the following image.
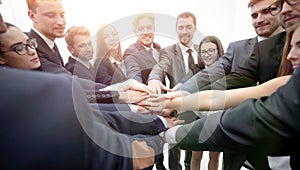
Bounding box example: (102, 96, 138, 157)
(9, 39, 29, 48)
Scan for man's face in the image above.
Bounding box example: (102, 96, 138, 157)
(251, 0, 281, 38)
(278, 2, 300, 31)
(134, 17, 155, 48)
(69, 34, 93, 62)
(28, 0, 66, 41)
(176, 17, 196, 47)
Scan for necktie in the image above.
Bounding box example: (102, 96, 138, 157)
(53, 43, 64, 66)
(187, 49, 195, 74)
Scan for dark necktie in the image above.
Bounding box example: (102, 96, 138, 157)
(88, 63, 95, 76)
(53, 43, 64, 66)
(187, 49, 195, 74)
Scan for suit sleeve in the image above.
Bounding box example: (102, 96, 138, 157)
(148, 49, 171, 83)
(176, 67, 300, 155)
(180, 42, 237, 93)
(124, 55, 143, 83)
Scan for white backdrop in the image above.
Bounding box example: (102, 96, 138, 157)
(1, 0, 256, 63)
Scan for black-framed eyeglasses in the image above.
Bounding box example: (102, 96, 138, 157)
(0, 38, 38, 55)
(268, 0, 300, 16)
(200, 48, 217, 56)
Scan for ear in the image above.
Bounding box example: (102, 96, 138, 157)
(27, 10, 36, 22)
(67, 46, 74, 55)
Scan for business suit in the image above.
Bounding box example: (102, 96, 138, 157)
(181, 37, 258, 93)
(174, 66, 300, 169)
(148, 43, 204, 170)
(27, 29, 125, 103)
(148, 43, 204, 88)
(0, 67, 165, 170)
(124, 40, 162, 84)
(65, 56, 95, 81)
(199, 32, 286, 91)
(177, 36, 274, 169)
(27, 29, 67, 74)
(94, 58, 127, 85)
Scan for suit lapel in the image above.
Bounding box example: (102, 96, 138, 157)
(28, 29, 64, 66)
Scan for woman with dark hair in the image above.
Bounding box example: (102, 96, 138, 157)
(191, 35, 224, 170)
(94, 24, 127, 85)
(0, 22, 41, 70)
(199, 35, 224, 67)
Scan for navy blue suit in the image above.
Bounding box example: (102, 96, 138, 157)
(0, 67, 165, 170)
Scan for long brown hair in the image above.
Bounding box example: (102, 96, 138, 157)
(276, 24, 299, 77)
(95, 24, 122, 62)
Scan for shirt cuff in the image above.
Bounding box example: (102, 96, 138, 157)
(157, 115, 167, 128)
(128, 104, 138, 113)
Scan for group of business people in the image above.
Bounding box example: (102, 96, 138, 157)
(2, 0, 300, 170)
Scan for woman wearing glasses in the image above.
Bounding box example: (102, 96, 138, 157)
(191, 35, 224, 170)
(0, 22, 40, 70)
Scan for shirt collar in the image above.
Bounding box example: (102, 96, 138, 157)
(143, 43, 153, 51)
(109, 56, 122, 65)
(257, 36, 267, 42)
(178, 42, 196, 53)
(32, 28, 55, 49)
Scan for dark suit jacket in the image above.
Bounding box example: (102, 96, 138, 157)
(176, 66, 300, 169)
(0, 67, 165, 170)
(94, 58, 127, 85)
(199, 32, 286, 91)
(148, 43, 204, 88)
(124, 40, 162, 84)
(27, 29, 67, 74)
(181, 37, 258, 93)
(65, 56, 95, 81)
(27, 29, 124, 103)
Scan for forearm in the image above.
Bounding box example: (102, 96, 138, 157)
(167, 75, 291, 112)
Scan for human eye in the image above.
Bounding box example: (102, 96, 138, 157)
(251, 13, 258, 19)
(14, 44, 26, 53)
(45, 12, 55, 18)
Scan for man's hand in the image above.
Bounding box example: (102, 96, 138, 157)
(144, 91, 191, 112)
(118, 79, 152, 94)
(165, 117, 185, 128)
(132, 140, 155, 170)
(148, 80, 172, 94)
(119, 90, 149, 104)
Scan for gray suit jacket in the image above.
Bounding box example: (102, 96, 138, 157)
(181, 37, 258, 93)
(124, 40, 161, 84)
(148, 43, 203, 88)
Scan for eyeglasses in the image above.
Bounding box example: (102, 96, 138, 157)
(0, 38, 38, 55)
(268, 0, 300, 16)
(200, 48, 217, 56)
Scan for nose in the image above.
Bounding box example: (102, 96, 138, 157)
(27, 46, 37, 55)
(287, 48, 300, 62)
(55, 15, 65, 25)
(281, 2, 293, 14)
(256, 13, 264, 24)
